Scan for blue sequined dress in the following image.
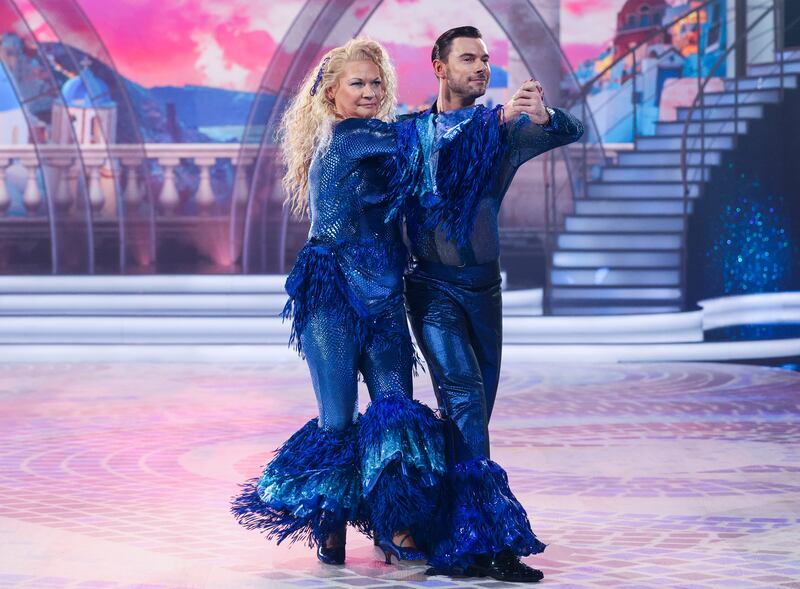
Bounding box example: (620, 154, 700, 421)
(231, 108, 502, 549)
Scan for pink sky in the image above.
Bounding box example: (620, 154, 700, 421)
(70, 0, 638, 99)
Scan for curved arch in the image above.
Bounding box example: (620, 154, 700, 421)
(0, 0, 94, 273)
(233, 0, 595, 274)
(30, 0, 158, 272)
(29, 1, 124, 272)
(478, 0, 605, 230)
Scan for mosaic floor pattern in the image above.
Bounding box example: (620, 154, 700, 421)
(0, 359, 798, 588)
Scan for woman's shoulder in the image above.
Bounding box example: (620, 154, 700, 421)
(333, 117, 392, 136)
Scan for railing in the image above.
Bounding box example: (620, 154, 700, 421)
(537, 0, 724, 314)
(678, 0, 799, 309)
(565, 0, 721, 143)
(4, 0, 790, 287)
(0, 144, 262, 218)
(0, 143, 267, 273)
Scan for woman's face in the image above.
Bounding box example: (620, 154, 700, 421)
(326, 60, 384, 119)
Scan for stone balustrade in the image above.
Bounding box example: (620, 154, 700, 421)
(0, 143, 271, 217)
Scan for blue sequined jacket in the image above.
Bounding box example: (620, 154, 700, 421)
(406, 106, 585, 266)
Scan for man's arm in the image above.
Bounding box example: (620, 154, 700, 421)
(510, 107, 584, 167)
(502, 80, 584, 167)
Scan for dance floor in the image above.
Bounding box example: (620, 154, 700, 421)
(1, 357, 799, 588)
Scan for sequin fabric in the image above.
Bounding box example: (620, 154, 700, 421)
(285, 111, 511, 429)
(404, 260, 503, 462)
(306, 118, 410, 318)
(404, 109, 585, 457)
(300, 301, 413, 432)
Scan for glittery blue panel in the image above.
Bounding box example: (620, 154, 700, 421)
(708, 193, 793, 296)
(687, 116, 800, 313)
(705, 323, 800, 341)
(428, 458, 546, 570)
(358, 394, 446, 541)
(230, 418, 368, 547)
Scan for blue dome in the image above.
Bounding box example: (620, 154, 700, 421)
(62, 68, 115, 108)
(1, 33, 22, 52)
(0, 63, 22, 113)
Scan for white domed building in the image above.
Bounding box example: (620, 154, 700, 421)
(52, 65, 117, 145)
(52, 65, 119, 214)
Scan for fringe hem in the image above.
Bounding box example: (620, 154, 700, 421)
(282, 241, 412, 363)
(428, 458, 546, 569)
(282, 244, 366, 358)
(230, 480, 370, 547)
(359, 394, 446, 542)
(230, 418, 367, 547)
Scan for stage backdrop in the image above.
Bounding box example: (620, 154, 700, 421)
(0, 0, 797, 319)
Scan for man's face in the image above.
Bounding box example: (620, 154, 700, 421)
(436, 37, 491, 101)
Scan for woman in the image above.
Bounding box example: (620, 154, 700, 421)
(231, 39, 503, 566)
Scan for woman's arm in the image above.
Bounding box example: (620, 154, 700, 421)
(334, 117, 400, 161)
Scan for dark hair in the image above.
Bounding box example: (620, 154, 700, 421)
(431, 26, 483, 63)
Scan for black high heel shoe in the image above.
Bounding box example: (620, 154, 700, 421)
(316, 525, 346, 565)
(316, 544, 346, 565)
(377, 532, 426, 564)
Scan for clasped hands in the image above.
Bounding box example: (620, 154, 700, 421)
(502, 79, 551, 126)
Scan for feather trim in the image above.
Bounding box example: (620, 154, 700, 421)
(282, 243, 363, 357)
(230, 418, 368, 547)
(282, 239, 416, 363)
(358, 394, 446, 542)
(428, 458, 546, 569)
(381, 116, 432, 224)
(381, 107, 508, 246)
(423, 105, 508, 246)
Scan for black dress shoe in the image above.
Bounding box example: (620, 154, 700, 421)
(425, 565, 470, 577)
(467, 550, 543, 583)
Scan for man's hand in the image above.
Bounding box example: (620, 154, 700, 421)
(502, 80, 550, 125)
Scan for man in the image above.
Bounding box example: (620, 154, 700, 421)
(403, 26, 584, 582)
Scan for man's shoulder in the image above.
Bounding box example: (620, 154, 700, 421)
(396, 103, 437, 121)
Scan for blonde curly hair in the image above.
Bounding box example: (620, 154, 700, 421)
(278, 38, 398, 217)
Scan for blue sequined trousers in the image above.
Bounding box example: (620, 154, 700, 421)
(405, 260, 503, 461)
(231, 115, 463, 548)
(403, 107, 585, 569)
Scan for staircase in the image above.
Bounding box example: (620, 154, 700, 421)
(548, 52, 800, 315)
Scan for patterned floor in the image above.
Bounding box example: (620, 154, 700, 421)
(0, 359, 799, 588)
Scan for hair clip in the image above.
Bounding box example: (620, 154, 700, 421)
(310, 57, 331, 96)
